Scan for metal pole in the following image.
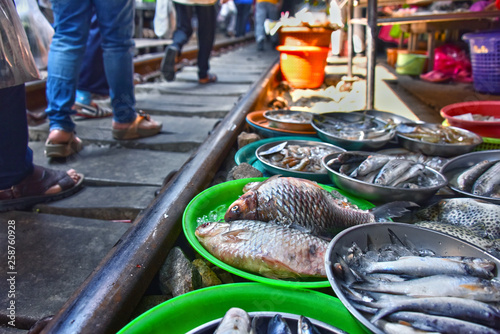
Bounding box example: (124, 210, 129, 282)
(41, 60, 280, 334)
(366, 0, 377, 110)
(347, 0, 353, 78)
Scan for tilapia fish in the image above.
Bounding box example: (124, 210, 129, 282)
(224, 176, 414, 238)
(414, 197, 500, 240)
(214, 307, 253, 334)
(195, 220, 328, 279)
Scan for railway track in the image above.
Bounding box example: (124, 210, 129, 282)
(1, 36, 282, 334)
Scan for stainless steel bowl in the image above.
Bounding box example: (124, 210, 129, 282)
(256, 140, 345, 183)
(325, 222, 500, 334)
(263, 109, 314, 132)
(187, 311, 348, 334)
(396, 123, 483, 157)
(312, 112, 396, 151)
(365, 109, 421, 125)
(322, 152, 448, 204)
(441, 150, 500, 204)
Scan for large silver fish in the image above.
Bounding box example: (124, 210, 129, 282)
(224, 176, 415, 238)
(214, 307, 254, 334)
(373, 159, 414, 186)
(456, 160, 497, 192)
(195, 220, 328, 279)
(414, 198, 500, 240)
(351, 274, 500, 302)
(472, 161, 500, 197)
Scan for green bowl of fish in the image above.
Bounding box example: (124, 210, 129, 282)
(325, 222, 500, 334)
(182, 177, 374, 289)
(396, 122, 483, 157)
(118, 283, 368, 334)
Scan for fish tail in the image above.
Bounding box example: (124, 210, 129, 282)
(370, 201, 420, 221)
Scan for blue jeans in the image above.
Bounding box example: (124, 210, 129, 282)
(235, 3, 252, 37)
(255, 1, 279, 44)
(0, 85, 33, 189)
(46, 0, 136, 133)
(172, 3, 216, 79)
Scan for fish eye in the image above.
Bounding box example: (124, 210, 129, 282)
(230, 205, 239, 213)
(201, 222, 211, 227)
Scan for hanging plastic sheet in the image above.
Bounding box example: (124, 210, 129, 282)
(14, 0, 54, 70)
(0, 0, 39, 89)
(154, 0, 176, 38)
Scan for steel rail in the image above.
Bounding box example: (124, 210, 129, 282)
(40, 59, 280, 334)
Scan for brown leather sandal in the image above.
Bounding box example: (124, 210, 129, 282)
(112, 111, 162, 140)
(198, 73, 217, 84)
(0, 166, 84, 211)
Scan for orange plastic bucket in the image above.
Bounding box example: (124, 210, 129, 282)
(277, 45, 329, 89)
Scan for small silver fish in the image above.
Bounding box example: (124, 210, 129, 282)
(195, 220, 328, 279)
(214, 307, 254, 334)
(374, 159, 414, 186)
(356, 155, 394, 176)
(456, 160, 497, 192)
(388, 163, 425, 187)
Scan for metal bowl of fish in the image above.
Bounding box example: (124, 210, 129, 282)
(187, 310, 349, 334)
(263, 109, 315, 132)
(441, 150, 500, 204)
(322, 151, 448, 204)
(311, 112, 397, 151)
(396, 122, 483, 157)
(255, 139, 345, 183)
(325, 222, 500, 334)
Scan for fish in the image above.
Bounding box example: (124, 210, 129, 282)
(414, 221, 500, 258)
(356, 155, 394, 176)
(267, 314, 292, 334)
(472, 161, 500, 197)
(195, 220, 328, 279)
(351, 274, 500, 302)
(362, 255, 495, 279)
(224, 176, 416, 238)
(214, 307, 254, 334)
(374, 159, 414, 186)
(298, 316, 326, 334)
(413, 198, 500, 240)
(456, 160, 497, 192)
(386, 311, 499, 334)
(369, 296, 500, 328)
(388, 163, 425, 187)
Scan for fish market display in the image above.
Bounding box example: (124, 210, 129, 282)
(195, 220, 328, 279)
(453, 159, 500, 197)
(397, 123, 478, 145)
(212, 307, 348, 334)
(332, 230, 500, 333)
(378, 149, 449, 171)
(314, 114, 395, 141)
(224, 176, 413, 238)
(258, 142, 338, 174)
(326, 152, 443, 189)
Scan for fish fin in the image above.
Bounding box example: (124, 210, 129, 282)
(468, 222, 488, 238)
(221, 229, 251, 242)
(370, 201, 420, 221)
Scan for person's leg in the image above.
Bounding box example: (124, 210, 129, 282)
(160, 3, 194, 81)
(267, 2, 279, 46)
(195, 4, 216, 80)
(45, 0, 93, 134)
(0, 85, 33, 189)
(77, 12, 109, 98)
(254, 2, 266, 50)
(235, 3, 251, 37)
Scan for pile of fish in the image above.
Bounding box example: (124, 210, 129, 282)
(212, 307, 347, 334)
(397, 123, 478, 145)
(315, 114, 396, 141)
(258, 143, 338, 174)
(452, 159, 500, 198)
(265, 111, 312, 124)
(195, 176, 414, 279)
(326, 152, 444, 188)
(410, 197, 500, 257)
(333, 229, 500, 334)
(377, 149, 449, 171)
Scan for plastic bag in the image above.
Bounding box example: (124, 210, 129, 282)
(154, 0, 176, 39)
(433, 44, 471, 77)
(14, 0, 54, 70)
(0, 0, 39, 89)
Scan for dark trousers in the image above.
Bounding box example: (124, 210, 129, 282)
(77, 13, 109, 96)
(172, 3, 216, 79)
(235, 3, 252, 37)
(0, 84, 33, 189)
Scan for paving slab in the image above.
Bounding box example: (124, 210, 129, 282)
(34, 185, 159, 221)
(30, 142, 190, 186)
(0, 211, 130, 330)
(28, 115, 220, 151)
(134, 80, 251, 96)
(174, 69, 262, 84)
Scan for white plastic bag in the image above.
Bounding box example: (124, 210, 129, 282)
(14, 0, 54, 70)
(154, 0, 176, 39)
